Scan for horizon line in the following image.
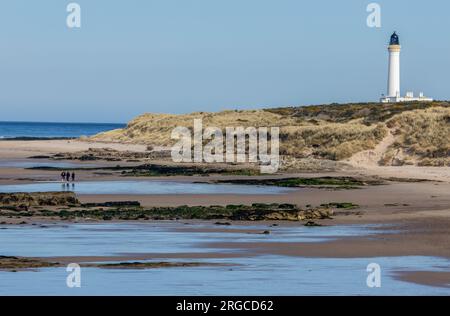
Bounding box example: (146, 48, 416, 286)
(0, 120, 126, 125)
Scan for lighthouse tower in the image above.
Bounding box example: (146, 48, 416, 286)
(380, 32, 433, 103)
(387, 32, 401, 98)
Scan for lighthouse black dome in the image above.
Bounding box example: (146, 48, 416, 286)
(390, 32, 400, 45)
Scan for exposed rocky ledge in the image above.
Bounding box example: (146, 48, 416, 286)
(0, 192, 79, 208)
(30, 147, 171, 162)
(0, 256, 222, 272)
(207, 176, 386, 190)
(0, 256, 60, 270)
(0, 192, 360, 222)
(2, 203, 338, 222)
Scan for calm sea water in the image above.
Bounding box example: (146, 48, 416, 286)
(0, 121, 125, 139)
(0, 222, 449, 295)
(0, 180, 295, 195)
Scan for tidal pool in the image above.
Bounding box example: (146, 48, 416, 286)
(0, 222, 448, 295)
(0, 222, 386, 257)
(0, 180, 295, 195)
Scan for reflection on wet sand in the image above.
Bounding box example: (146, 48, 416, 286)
(0, 221, 449, 295)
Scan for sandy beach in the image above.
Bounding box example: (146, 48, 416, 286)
(1, 138, 449, 291)
(0, 139, 148, 159)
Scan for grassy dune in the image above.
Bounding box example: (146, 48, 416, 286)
(91, 110, 297, 145)
(90, 101, 450, 167)
(384, 107, 450, 166)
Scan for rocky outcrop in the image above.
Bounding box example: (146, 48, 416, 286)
(0, 256, 219, 271)
(0, 192, 79, 208)
(0, 256, 60, 271)
(212, 176, 385, 189)
(36, 203, 335, 222)
(49, 148, 171, 162)
(82, 201, 141, 208)
(227, 206, 333, 221)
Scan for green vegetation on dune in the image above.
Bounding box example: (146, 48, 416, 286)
(266, 101, 450, 124)
(80, 100, 450, 168)
(279, 123, 387, 160)
(269, 102, 450, 164)
(385, 107, 450, 166)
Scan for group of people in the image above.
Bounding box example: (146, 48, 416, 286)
(61, 171, 76, 182)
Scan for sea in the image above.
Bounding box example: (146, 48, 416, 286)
(0, 121, 125, 139)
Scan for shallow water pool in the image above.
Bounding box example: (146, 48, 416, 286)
(0, 222, 448, 295)
(0, 180, 295, 195)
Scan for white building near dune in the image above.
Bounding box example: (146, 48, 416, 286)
(380, 32, 433, 103)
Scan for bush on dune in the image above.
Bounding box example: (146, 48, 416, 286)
(280, 123, 386, 160)
(386, 107, 450, 162)
(267, 101, 450, 124)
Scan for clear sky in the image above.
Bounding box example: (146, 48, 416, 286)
(0, 0, 448, 123)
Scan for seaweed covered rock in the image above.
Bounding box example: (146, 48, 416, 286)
(0, 192, 80, 208)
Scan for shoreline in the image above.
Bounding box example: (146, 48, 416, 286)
(1, 139, 450, 181)
(1, 138, 449, 292)
(1, 219, 449, 289)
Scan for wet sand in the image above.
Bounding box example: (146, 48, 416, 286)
(39, 252, 247, 264)
(1, 139, 450, 181)
(78, 180, 450, 213)
(0, 139, 148, 159)
(393, 271, 450, 289)
(201, 223, 450, 259)
(20, 217, 449, 288)
(1, 139, 450, 290)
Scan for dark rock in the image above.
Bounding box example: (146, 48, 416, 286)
(214, 222, 231, 226)
(304, 221, 322, 227)
(82, 201, 141, 208)
(0, 192, 80, 207)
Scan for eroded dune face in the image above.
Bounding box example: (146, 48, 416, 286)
(89, 102, 450, 167)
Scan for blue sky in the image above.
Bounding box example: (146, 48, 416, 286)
(0, 0, 448, 123)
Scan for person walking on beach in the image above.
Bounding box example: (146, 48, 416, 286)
(66, 171, 71, 182)
(71, 172, 75, 182)
(61, 171, 66, 182)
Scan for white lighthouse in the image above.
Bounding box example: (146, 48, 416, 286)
(387, 32, 401, 98)
(380, 32, 433, 103)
